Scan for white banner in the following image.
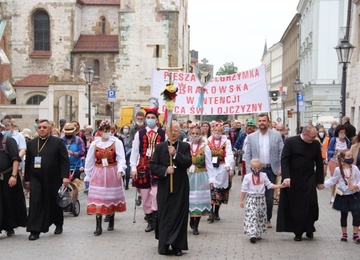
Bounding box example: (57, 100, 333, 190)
(150, 65, 270, 115)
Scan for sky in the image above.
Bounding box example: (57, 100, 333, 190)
(188, 0, 300, 72)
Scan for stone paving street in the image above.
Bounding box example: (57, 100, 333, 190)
(0, 174, 356, 259)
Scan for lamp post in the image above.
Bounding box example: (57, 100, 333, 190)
(84, 67, 95, 126)
(109, 82, 118, 124)
(334, 37, 355, 120)
(293, 77, 302, 135)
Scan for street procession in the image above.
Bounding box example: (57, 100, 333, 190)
(1, 0, 360, 259)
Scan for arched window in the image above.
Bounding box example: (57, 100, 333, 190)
(26, 95, 46, 105)
(101, 18, 106, 34)
(93, 59, 100, 77)
(34, 11, 50, 51)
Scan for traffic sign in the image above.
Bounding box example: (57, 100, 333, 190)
(108, 90, 116, 102)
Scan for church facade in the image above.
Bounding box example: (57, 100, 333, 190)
(0, 0, 190, 129)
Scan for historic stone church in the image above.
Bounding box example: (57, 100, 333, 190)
(0, 0, 190, 129)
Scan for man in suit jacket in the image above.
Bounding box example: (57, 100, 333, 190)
(243, 113, 284, 228)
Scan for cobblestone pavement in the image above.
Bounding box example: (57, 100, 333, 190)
(0, 175, 356, 259)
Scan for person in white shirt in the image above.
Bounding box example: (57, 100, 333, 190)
(318, 149, 360, 243)
(240, 158, 285, 243)
(130, 107, 166, 232)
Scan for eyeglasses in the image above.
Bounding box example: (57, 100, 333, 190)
(305, 133, 317, 139)
(37, 126, 48, 129)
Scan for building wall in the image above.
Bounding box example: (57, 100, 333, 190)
(9, 0, 75, 82)
(281, 13, 301, 136)
(297, 0, 346, 125)
(0, 0, 189, 129)
(118, 0, 189, 107)
(347, 0, 360, 129)
(262, 42, 283, 123)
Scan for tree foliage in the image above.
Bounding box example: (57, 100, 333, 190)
(216, 62, 238, 76)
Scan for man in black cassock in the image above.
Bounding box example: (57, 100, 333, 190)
(277, 125, 324, 241)
(25, 119, 70, 241)
(151, 122, 192, 256)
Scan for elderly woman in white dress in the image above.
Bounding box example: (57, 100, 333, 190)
(207, 123, 235, 222)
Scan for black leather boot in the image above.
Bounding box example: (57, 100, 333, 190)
(94, 214, 102, 236)
(207, 205, 214, 223)
(193, 217, 200, 235)
(152, 211, 158, 231)
(107, 214, 114, 231)
(214, 205, 221, 220)
(189, 217, 195, 229)
(145, 213, 154, 232)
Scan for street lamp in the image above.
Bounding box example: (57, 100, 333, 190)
(334, 37, 355, 120)
(84, 67, 95, 126)
(293, 77, 302, 135)
(109, 82, 118, 124)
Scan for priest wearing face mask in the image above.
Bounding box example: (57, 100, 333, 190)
(327, 124, 350, 204)
(130, 107, 166, 233)
(84, 120, 127, 236)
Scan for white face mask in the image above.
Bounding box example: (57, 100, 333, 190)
(102, 132, 111, 139)
(319, 133, 324, 138)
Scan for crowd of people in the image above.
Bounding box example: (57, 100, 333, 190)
(1, 112, 360, 255)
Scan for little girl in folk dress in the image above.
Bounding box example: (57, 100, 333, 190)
(319, 149, 360, 243)
(240, 158, 285, 243)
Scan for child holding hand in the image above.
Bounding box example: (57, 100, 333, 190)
(318, 149, 360, 243)
(240, 158, 285, 243)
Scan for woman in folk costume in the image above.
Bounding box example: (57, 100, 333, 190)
(84, 120, 127, 236)
(207, 123, 235, 222)
(187, 125, 212, 235)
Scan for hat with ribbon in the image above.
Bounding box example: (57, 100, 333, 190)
(144, 107, 159, 118)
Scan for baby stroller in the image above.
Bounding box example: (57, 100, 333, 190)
(56, 164, 82, 217)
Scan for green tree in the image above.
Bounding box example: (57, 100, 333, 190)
(216, 62, 238, 76)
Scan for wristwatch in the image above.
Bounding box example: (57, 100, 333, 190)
(11, 174, 17, 178)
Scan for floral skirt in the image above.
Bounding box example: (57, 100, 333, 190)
(87, 165, 126, 215)
(243, 194, 267, 237)
(211, 185, 230, 206)
(188, 171, 211, 216)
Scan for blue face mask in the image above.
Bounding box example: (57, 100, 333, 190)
(344, 157, 354, 165)
(146, 119, 156, 128)
(1, 131, 12, 137)
(123, 129, 129, 135)
(251, 169, 260, 175)
(224, 127, 230, 133)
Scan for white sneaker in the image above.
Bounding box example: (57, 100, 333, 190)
(330, 196, 335, 204)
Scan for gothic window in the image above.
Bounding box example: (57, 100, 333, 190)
(101, 18, 106, 34)
(94, 59, 100, 77)
(34, 11, 50, 51)
(26, 95, 46, 105)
